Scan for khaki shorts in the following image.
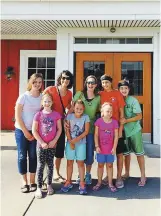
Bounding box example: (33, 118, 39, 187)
(123, 130, 145, 156)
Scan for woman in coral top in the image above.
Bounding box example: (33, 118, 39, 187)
(99, 75, 125, 189)
(44, 70, 73, 182)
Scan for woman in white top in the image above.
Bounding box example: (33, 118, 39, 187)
(15, 73, 43, 193)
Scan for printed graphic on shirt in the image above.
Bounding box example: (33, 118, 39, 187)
(70, 121, 84, 139)
(41, 117, 54, 136)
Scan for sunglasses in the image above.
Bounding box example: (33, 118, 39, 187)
(87, 81, 96, 85)
(61, 76, 70, 80)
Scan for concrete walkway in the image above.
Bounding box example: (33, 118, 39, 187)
(1, 132, 160, 216)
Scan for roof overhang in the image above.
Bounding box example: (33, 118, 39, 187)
(1, 19, 160, 36)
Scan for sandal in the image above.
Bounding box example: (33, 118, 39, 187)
(30, 183, 37, 192)
(54, 176, 66, 183)
(21, 185, 29, 193)
(138, 178, 147, 187)
(93, 183, 102, 191)
(109, 185, 117, 192)
(47, 185, 55, 195)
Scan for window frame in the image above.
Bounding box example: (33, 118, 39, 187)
(20, 50, 56, 95)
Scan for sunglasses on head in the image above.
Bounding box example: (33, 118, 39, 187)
(87, 81, 96, 85)
(61, 76, 70, 80)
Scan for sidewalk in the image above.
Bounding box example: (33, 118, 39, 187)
(1, 132, 160, 216)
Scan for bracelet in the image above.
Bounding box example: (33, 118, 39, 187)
(95, 146, 99, 148)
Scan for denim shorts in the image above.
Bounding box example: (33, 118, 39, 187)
(84, 133, 95, 165)
(65, 141, 86, 161)
(96, 153, 115, 163)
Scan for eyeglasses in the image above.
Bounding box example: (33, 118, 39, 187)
(87, 81, 96, 85)
(61, 76, 70, 80)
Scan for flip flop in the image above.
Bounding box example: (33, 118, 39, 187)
(93, 183, 102, 191)
(138, 178, 147, 187)
(109, 185, 117, 192)
(54, 176, 66, 183)
(30, 183, 37, 192)
(21, 185, 29, 193)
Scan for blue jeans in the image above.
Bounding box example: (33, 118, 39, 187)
(85, 134, 95, 165)
(15, 128, 37, 174)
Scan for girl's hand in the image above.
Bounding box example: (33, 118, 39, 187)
(70, 143, 75, 150)
(41, 142, 48, 149)
(96, 146, 100, 153)
(120, 118, 127, 125)
(111, 147, 116, 155)
(70, 138, 78, 145)
(48, 140, 57, 148)
(24, 130, 34, 141)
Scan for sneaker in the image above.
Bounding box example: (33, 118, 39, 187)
(85, 173, 92, 185)
(61, 181, 73, 193)
(75, 176, 80, 185)
(47, 185, 54, 195)
(115, 179, 124, 189)
(35, 188, 43, 199)
(79, 184, 87, 195)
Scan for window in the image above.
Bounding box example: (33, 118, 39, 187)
(28, 57, 55, 88)
(121, 61, 143, 96)
(74, 37, 153, 44)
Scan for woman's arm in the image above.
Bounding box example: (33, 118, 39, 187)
(48, 119, 62, 148)
(65, 120, 72, 141)
(94, 126, 100, 153)
(70, 122, 90, 145)
(15, 103, 34, 141)
(111, 128, 119, 155)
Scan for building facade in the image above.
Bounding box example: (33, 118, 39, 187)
(1, 0, 161, 145)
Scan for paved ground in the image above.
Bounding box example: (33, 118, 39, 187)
(1, 132, 161, 216)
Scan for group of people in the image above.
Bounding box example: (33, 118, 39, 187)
(14, 70, 146, 198)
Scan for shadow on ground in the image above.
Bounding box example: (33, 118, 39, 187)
(43, 177, 161, 200)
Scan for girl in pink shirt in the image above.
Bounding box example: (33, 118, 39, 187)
(93, 102, 119, 192)
(32, 93, 62, 198)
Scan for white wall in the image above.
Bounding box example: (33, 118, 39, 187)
(56, 27, 160, 145)
(1, 1, 160, 20)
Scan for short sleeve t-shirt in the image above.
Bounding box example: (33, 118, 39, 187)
(95, 118, 119, 154)
(33, 110, 62, 146)
(15, 91, 42, 130)
(66, 113, 90, 145)
(124, 96, 142, 137)
(44, 86, 72, 117)
(99, 90, 125, 121)
(73, 91, 100, 134)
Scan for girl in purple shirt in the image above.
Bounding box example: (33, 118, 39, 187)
(93, 102, 119, 192)
(32, 93, 62, 198)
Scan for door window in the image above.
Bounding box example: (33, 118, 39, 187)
(121, 61, 143, 96)
(84, 61, 105, 90)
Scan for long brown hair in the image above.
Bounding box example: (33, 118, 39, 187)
(83, 75, 99, 96)
(27, 73, 43, 92)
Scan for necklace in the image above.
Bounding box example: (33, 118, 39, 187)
(86, 98, 94, 106)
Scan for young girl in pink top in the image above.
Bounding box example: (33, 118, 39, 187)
(32, 93, 62, 198)
(93, 102, 119, 192)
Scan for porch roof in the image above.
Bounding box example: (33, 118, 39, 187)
(1, 19, 160, 35)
